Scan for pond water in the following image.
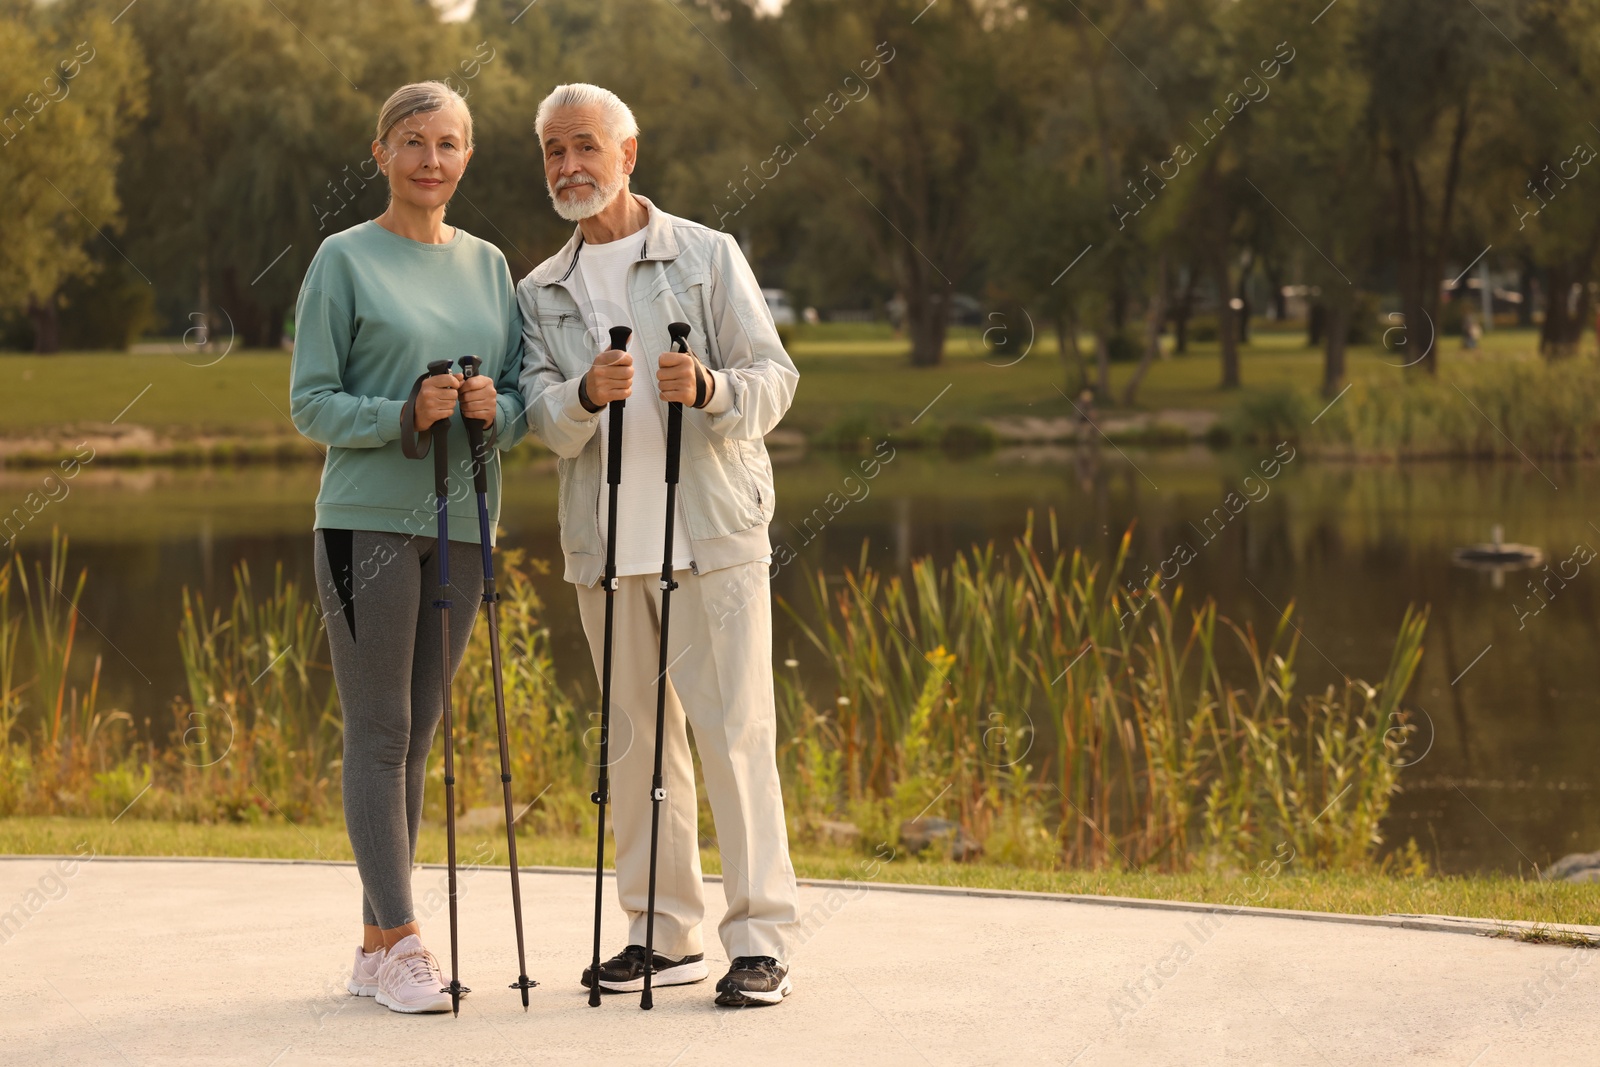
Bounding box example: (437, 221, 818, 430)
(7, 444, 1598, 876)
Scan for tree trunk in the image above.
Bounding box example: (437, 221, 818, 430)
(1392, 168, 1430, 375)
(264, 303, 286, 349)
(1093, 323, 1111, 401)
(1122, 253, 1169, 406)
(1322, 298, 1348, 398)
(1056, 309, 1084, 394)
(906, 296, 947, 366)
(901, 251, 947, 366)
(27, 292, 61, 354)
(1236, 251, 1254, 344)
(1389, 102, 1469, 377)
(1540, 267, 1589, 359)
(1539, 224, 1600, 359)
(1214, 250, 1239, 389)
(1172, 267, 1197, 354)
(198, 252, 213, 351)
(1264, 259, 1288, 321)
(219, 266, 265, 351)
(1308, 301, 1325, 347)
(1518, 257, 1535, 327)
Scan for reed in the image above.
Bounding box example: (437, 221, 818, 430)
(170, 559, 340, 823)
(442, 549, 588, 835)
(0, 533, 132, 818)
(0, 524, 1428, 875)
(780, 513, 1427, 872)
(1234, 354, 1600, 459)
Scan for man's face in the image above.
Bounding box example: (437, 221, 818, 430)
(542, 105, 633, 222)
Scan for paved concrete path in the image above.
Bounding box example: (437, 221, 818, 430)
(1, 856, 1593, 1066)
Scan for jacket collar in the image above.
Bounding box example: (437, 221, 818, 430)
(527, 193, 681, 287)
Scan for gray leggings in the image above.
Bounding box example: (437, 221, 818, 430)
(314, 528, 478, 929)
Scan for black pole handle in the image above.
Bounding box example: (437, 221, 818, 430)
(427, 359, 454, 499)
(664, 322, 690, 485)
(457, 355, 489, 495)
(605, 326, 630, 487)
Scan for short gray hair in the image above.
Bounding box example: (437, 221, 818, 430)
(376, 81, 473, 148)
(534, 83, 638, 146)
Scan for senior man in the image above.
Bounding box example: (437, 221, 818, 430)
(516, 83, 800, 1007)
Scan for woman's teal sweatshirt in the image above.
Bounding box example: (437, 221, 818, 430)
(289, 220, 527, 545)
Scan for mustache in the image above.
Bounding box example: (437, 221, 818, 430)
(554, 174, 597, 191)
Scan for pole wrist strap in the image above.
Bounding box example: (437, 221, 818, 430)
(399, 371, 433, 460)
(692, 361, 711, 409)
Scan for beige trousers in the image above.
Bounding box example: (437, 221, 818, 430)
(574, 559, 799, 962)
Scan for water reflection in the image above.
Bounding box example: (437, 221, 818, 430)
(6, 446, 1598, 874)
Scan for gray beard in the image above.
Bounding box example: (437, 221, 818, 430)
(548, 172, 625, 222)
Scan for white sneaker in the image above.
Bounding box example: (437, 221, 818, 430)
(375, 934, 453, 1014)
(348, 945, 386, 996)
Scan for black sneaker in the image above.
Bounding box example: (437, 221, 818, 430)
(714, 956, 792, 1006)
(580, 945, 709, 993)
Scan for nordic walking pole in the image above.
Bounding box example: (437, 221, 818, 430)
(457, 355, 538, 1010)
(424, 358, 471, 1017)
(641, 321, 691, 1011)
(589, 324, 632, 1008)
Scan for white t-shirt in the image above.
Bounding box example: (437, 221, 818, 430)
(575, 223, 695, 577)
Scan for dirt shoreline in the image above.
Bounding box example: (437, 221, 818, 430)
(0, 413, 1225, 467)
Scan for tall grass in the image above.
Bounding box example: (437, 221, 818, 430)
(780, 514, 1427, 872)
(0, 525, 1429, 874)
(444, 550, 590, 836)
(1233, 353, 1600, 458)
(170, 561, 341, 822)
(0, 533, 131, 818)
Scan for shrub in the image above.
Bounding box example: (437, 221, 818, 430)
(59, 265, 157, 351)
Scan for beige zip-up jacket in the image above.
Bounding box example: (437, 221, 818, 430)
(515, 196, 799, 586)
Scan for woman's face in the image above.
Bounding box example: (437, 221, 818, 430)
(373, 104, 472, 211)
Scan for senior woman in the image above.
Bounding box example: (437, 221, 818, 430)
(289, 80, 526, 1015)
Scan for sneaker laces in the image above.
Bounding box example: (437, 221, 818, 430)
(390, 948, 442, 986)
(618, 945, 654, 969)
(732, 956, 780, 978)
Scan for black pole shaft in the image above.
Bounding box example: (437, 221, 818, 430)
(425, 360, 468, 1017)
(642, 323, 692, 1011)
(458, 355, 536, 1008)
(590, 325, 631, 1008)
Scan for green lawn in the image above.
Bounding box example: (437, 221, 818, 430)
(0, 325, 1553, 447)
(4, 816, 1595, 934)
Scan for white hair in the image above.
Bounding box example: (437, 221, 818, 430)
(534, 83, 639, 147)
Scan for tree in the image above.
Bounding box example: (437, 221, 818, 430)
(118, 0, 466, 348)
(464, 0, 752, 280)
(1468, 0, 1600, 358)
(1244, 0, 1378, 397)
(1359, 0, 1509, 375)
(727, 0, 1028, 367)
(0, 0, 145, 351)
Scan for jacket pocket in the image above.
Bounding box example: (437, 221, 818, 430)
(718, 438, 763, 528)
(743, 440, 775, 523)
(660, 269, 711, 365)
(538, 311, 590, 376)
